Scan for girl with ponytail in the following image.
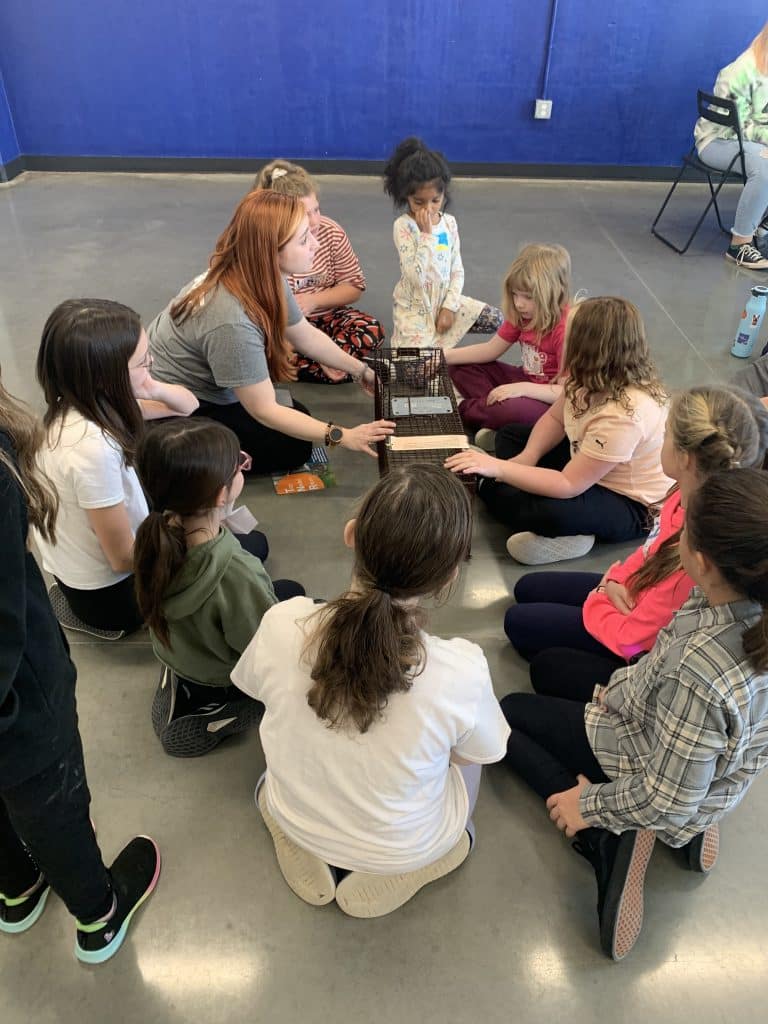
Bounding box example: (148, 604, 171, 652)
(504, 386, 768, 700)
(133, 418, 304, 758)
(232, 464, 510, 917)
(501, 467, 768, 961)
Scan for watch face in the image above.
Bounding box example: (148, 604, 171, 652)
(329, 426, 344, 444)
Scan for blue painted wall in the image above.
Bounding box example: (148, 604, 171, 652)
(0, 64, 20, 170)
(0, 1, 765, 167)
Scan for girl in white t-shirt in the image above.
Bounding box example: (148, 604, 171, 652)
(34, 298, 198, 636)
(232, 464, 510, 918)
(446, 298, 672, 565)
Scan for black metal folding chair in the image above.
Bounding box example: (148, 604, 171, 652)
(651, 90, 747, 254)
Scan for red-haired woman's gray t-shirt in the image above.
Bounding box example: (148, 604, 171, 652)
(147, 277, 302, 405)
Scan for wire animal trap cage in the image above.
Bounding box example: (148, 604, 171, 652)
(372, 347, 475, 490)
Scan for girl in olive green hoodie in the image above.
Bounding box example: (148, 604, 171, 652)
(134, 418, 304, 757)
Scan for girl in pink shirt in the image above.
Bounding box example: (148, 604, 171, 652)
(445, 244, 571, 440)
(504, 386, 768, 700)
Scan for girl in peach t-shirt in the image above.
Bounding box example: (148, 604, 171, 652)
(446, 298, 672, 565)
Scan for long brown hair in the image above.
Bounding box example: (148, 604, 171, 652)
(502, 243, 571, 337)
(35, 299, 145, 466)
(686, 468, 768, 672)
(133, 419, 240, 647)
(170, 190, 304, 383)
(563, 297, 666, 417)
(0, 374, 59, 543)
(305, 465, 473, 734)
(628, 387, 768, 597)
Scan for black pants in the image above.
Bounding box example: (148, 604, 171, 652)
(500, 692, 610, 801)
(0, 734, 112, 922)
(503, 570, 625, 701)
(56, 574, 143, 634)
(194, 398, 314, 475)
(56, 529, 271, 635)
(479, 424, 649, 541)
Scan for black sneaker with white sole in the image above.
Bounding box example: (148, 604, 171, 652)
(75, 836, 160, 965)
(725, 242, 768, 270)
(48, 584, 125, 641)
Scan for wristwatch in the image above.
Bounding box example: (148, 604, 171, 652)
(325, 422, 344, 447)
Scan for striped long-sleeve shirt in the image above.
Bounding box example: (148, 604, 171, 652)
(286, 215, 366, 296)
(580, 591, 768, 846)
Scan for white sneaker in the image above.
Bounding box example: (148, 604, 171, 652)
(335, 832, 471, 919)
(257, 787, 336, 906)
(473, 428, 496, 452)
(505, 532, 596, 564)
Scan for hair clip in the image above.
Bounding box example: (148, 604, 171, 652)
(271, 168, 288, 181)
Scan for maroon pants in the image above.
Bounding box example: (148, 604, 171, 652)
(449, 362, 551, 431)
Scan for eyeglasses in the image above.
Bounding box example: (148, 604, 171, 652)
(238, 451, 252, 473)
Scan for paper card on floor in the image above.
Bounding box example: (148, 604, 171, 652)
(388, 434, 470, 452)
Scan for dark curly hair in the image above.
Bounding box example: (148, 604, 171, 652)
(382, 136, 452, 209)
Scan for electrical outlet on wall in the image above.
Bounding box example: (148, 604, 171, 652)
(534, 99, 552, 120)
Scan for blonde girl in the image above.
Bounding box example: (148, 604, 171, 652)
(445, 243, 571, 439)
(446, 297, 672, 565)
(254, 160, 384, 383)
(232, 465, 509, 918)
(504, 386, 768, 699)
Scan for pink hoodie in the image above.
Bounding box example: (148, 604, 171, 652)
(582, 491, 694, 659)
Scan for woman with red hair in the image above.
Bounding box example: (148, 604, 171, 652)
(148, 191, 393, 474)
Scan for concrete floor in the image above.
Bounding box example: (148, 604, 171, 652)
(1, 172, 766, 1023)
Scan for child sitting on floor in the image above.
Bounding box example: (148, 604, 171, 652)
(133, 418, 304, 758)
(445, 243, 571, 446)
(254, 159, 384, 383)
(503, 386, 768, 699)
(446, 297, 672, 565)
(232, 465, 509, 917)
(501, 467, 768, 961)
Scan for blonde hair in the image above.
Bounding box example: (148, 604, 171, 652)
(254, 159, 317, 199)
(627, 387, 768, 597)
(751, 22, 768, 75)
(502, 243, 571, 337)
(563, 297, 666, 417)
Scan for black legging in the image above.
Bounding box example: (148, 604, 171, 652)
(500, 692, 610, 801)
(479, 424, 649, 541)
(529, 648, 626, 703)
(194, 398, 313, 475)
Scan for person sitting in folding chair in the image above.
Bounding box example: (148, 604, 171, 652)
(696, 22, 768, 269)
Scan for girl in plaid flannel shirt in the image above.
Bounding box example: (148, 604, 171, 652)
(501, 468, 768, 961)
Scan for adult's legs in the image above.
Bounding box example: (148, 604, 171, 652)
(500, 692, 609, 800)
(450, 363, 550, 431)
(529, 648, 625, 702)
(0, 735, 113, 922)
(700, 138, 768, 242)
(296, 307, 385, 383)
(55, 574, 143, 633)
(194, 399, 313, 474)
